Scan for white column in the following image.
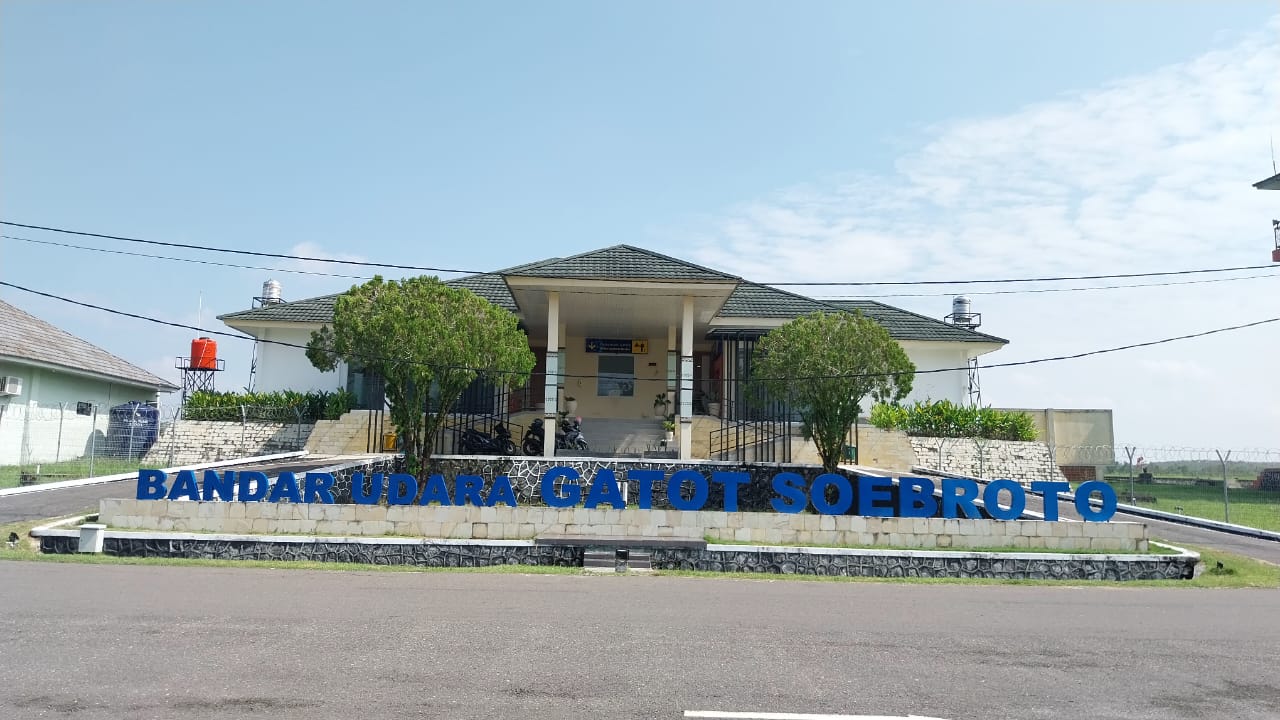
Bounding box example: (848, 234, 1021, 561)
(666, 325, 677, 403)
(679, 296, 694, 460)
(558, 321, 568, 414)
(543, 292, 560, 458)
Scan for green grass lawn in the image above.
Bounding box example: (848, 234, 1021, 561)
(0, 458, 142, 490)
(1093, 480, 1280, 532)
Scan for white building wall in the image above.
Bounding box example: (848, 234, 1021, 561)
(251, 327, 346, 394)
(0, 360, 164, 466)
(897, 341, 974, 408)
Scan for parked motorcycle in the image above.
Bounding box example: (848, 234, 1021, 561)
(457, 421, 518, 455)
(521, 417, 589, 454)
(560, 416, 589, 452)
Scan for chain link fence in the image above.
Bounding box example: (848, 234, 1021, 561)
(1049, 443, 1280, 532)
(0, 400, 316, 489)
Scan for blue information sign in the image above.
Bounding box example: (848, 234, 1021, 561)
(585, 338, 645, 353)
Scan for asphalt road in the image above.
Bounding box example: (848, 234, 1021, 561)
(1, 563, 1277, 720)
(0, 459, 334, 525)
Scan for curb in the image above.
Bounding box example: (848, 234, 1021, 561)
(0, 451, 310, 498)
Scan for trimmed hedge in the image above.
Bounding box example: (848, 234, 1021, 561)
(869, 400, 1038, 441)
(183, 389, 356, 422)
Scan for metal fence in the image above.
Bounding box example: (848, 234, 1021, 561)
(0, 400, 320, 488)
(918, 438, 1280, 532)
(1046, 444, 1280, 531)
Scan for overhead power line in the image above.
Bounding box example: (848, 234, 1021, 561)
(2, 235, 371, 280)
(0, 220, 479, 275)
(7, 232, 1279, 299)
(816, 270, 1280, 299)
(1, 280, 1275, 382)
(3, 219, 1277, 288)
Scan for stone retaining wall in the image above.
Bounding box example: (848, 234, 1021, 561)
(909, 438, 1067, 485)
(36, 533, 1192, 580)
(143, 421, 315, 466)
(99, 499, 1148, 551)
(350, 456, 858, 513)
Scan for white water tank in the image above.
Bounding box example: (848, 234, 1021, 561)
(261, 279, 283, 304)
(949, 296, 980, 329)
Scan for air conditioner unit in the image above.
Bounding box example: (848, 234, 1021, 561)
(0, 376, 23, 396)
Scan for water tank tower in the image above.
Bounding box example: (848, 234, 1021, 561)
(176, 336, 225, 400)
(943, 297, 984, 407)
(945, 295, 981, 330)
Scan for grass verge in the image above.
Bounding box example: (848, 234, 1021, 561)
(0, 458, 140, 490)
(1090, 480, 1280, 533)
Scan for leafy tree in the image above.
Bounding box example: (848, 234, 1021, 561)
(753, 311, 915, 471)
(306, 276, 536, 469)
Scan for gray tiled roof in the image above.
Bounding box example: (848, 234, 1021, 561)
(219, 293, 341, 324)
(215, 248, 1006, 346)
(217, 273, 517, 324)
(445, 273, 518, 311)
(0, 299, 179, 390)
(717, 282, 837, 318)
(716, 284, 1006, 343)
(825, 300, 1008, 344)
(505, 245, 740, 281)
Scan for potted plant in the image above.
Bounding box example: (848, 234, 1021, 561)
(706, 388, 721, 418)
(653, 392, 670, 419)
(662, 419, 676, 442)
(564, 395, 577, 415)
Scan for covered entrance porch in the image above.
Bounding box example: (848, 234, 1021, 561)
(509, 276, 735, 460)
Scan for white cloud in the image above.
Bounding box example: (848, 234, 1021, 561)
(674, 19, 1280, 449)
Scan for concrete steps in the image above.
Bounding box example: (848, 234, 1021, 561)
(305, 410, 384, 455)
(851, 427, 918, 472)
(576, 418, 665, 456)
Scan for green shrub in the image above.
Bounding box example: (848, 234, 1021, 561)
(868, 400, 1037, 441)
(183, 389, 356, 422)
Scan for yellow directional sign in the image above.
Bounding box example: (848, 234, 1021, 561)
(631, 339, 649, 354)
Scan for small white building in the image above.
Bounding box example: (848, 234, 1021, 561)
(220, 246, 1007, 459)
(0, 299, 179, 466)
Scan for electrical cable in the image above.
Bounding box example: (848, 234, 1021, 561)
(4, 219, 1276, 287)
(0, 220, 479, 274)
(2, 234, 371, 280)
(2, 279, 1275, 382)
(6, 232, 1279, 301)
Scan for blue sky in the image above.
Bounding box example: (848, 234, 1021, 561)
(2, 2, 1278, 450)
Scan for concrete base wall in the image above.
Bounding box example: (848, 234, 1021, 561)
(100, 499, 1148, 552)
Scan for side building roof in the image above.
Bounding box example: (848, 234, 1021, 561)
(717, 283, 1007, 344)
(0, 299, 179, 391)
(218, 273, 519, 324)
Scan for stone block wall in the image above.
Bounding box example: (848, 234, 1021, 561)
(909, 437, 1068, 486)
(142, 421, 315, 466)
(362, 456, 857, 513)
(99, 499, 1148, 552)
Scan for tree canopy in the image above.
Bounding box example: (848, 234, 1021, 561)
(306, 276, 536, 468)
(752, 311, 915, 471)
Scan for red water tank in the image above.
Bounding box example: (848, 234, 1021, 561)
(190, 337, 218, 370)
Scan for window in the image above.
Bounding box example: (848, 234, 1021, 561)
(597, 355, 635, 397)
